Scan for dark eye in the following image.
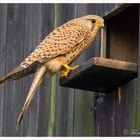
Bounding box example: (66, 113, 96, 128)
(91, 19, 96, 23)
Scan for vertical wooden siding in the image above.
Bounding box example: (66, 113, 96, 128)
(135, 4, 140, 136)
(0, 3, 139, 137)
(95, 4, 139, 137)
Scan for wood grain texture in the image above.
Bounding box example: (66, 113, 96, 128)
(60, 57, 137, 93)
(0, 4, 7, 135)
(95, 91, 116, 136)
(96, 4, 139, 136)
(74, 4, 95, 136)
(2, 4, 26, 136)
(106, 5, 138, 63)
(0, 3, 138, 136)
(135, 4, 140, 136)
(37, 4, 54, 136)
(55, 4, 76, 136)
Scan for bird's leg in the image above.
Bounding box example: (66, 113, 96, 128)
(60, 64, 78, 77)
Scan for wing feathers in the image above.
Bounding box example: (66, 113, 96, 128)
(0, 62, 38, 84)
(21, 25, 89, 68)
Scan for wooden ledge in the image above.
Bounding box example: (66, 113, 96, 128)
(60, 57, 137, 93)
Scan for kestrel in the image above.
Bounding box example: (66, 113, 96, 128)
(0, 15, 104, 127)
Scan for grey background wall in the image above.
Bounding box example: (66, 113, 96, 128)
(0, 3, 139, 136)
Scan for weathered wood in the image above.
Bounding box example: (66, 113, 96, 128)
(0, 4, 7, 135)
(55, 4, 77, 136)
(60, 57, 137, 93)
(135, 4, 140, 136)
(115, 80, 138, 136)
(37, 4, 54, 136)
(95, 91, 116, 136)
(103, 4, 131, 20)
(2, 4, 26, 136)
(96, 4, 139, 136)
(20, 4, 34, 136)
(0, 3, 138, 136)
(48, 4, 59, 136)
(106, 4, 138, 63)
(100, 24, 107, 58)
(73, 4, 95, 136)
(14, 4, 43, 136)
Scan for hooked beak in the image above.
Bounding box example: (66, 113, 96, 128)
(100, 23, 104, 27)
(96, 20, 104, 28)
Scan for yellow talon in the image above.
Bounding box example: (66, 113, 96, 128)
(61, 64, 79, 77)
(62, 64, 79, 70)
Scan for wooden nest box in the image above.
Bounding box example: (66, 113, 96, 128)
(60, 4, 138, 93)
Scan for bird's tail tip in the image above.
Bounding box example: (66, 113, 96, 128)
(0, 77, 6, 84)
(16, 113, 23, 129)
(16, 124, 19, 131)
(16, 123, 22, 137)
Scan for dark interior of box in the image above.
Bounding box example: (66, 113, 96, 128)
(106, 5, 139, 63)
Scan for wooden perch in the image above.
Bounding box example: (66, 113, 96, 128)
(60, 57, 137, 93)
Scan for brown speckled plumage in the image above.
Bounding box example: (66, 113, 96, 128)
(21, 24, 88, 67)
(0, 15, 104, 128)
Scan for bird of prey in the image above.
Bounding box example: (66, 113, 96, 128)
(0, 15, 104, 127)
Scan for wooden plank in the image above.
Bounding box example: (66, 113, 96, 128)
(11, 4, 26, 136)
(37, 4, 54, 136)
(0, 4, 8, 136)
(100, 24, 107, 58)
(114, 80, 137, 136)
(2, 4, 15, 136)
(95, 92, 116, 136)
(135, 4, 140, 136)
(19, 4, 34, 136)
(47, 4, 59, 136)
(25, 4, 42, 136)
(55, 4, 77, 136)
(60, 57, 137, 93)
(103, 4, 131, 20)
(17, 4, 42, 136)
(2, 4, 26, 136)
(73, 4, 95, 136)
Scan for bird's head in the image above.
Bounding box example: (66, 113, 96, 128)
(79, 15, 104, 30)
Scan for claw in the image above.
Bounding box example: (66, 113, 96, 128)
(60, 64, 79, 77)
